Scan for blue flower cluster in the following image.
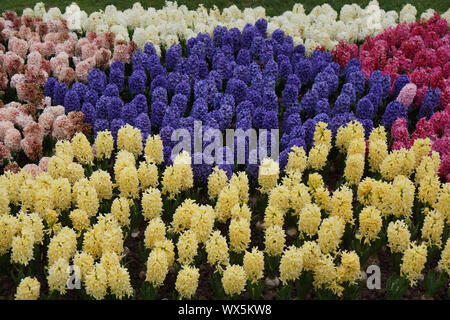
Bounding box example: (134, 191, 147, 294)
(44, 19, 429, 184)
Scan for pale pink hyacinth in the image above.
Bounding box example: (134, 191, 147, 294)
(0, 121, 14, 140)
(38, 112, 55, 136)
(75, 57, 95, 82)
(4, 128, 22, 152)
(396, 83, 417, 108)
(3, 51, 24, 75)
(59, 66, 76, 85)
(112, 43, 131, 64)
(22, 164, 43, 178)
(81, 43, 97, 60)
(50, 52, 69, 77)
(52, 115, 75, 140)
(39, 156, 50, 172)
(21, 135, 43, 161)
(8, 37, 29, 58)
(0, 141, 11, 160)
(45, 106, 65, 118)
(25, 65, 48, 86)
(15, 113, 35, 129)
(10, 73, 25, 88)
(26, 51, 42, 68)
(0, 106, 20, 123)
(95, 48, 111, 68)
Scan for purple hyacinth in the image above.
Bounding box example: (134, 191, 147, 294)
(314, 113, 331, 124)
(341, 83, 356, 104)
(392, 75, 410, 99)
(315, 98, 331, 115)
(81, 102, 95, 125)
(104, 83, 119, 97)
(44, 77, 57, 97)
(88, 68, 107, 94)
(284, 113, 302, 135)
(236, 49, 251, 66)
(52, 82, 68, 106)
(95, 96, 108, 120)
(300, 89, 319, 118)
(332, 93, 351, 116)
(419, 88, 441, 120)
(226, 78, 247, 104)
(121, 102, 138, 126)
(192, 152, 213, 183)
(160, 126, 175, 148)
(295, 59, 312, 84)
(171, 94, 188, 115)
(302, 119, 317, 147)
(359, 119, 373, 139)
(106, 96, 123, 121)
(152, 87, 168, 105)
(162, 108, 180, 129)
(151, 74, 168, 93)
(84, 89, 98, 107)
(282, 84, 298, 108)
(191, 98, 208, 121)
(242, 25, 256, 50)
(129, 69, 147, 95)
(347, 71, 366, 95)
(135, 113, 151, 141)
(151, 101, 166, 128)
(381, 101, 408, 128)
(312, 81, 329, 100)
(93, 119, 109, 137)
(255, 18, 267, 37)
(109, 61, 125, 91)
(71, 82, 88, 101)
(213, 25, 227, 47)
(165, 44, 182, 71)
(356, 97, 374, 120)
(175, 81, 191, 99)
(64, 90, 80, 113)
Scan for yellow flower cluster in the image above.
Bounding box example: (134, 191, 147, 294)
(279, 246, 303, 284)
(317, 216, 345, 253)
(142, 187, 163, 221)
(215, 185, 239, 223)
(313, 253, 343, 296)
(358, 206, 382, 244)
(264, 225, 286, 256)
(207, 166, 229, 200)
(72, 132, 94, 165)
(117, 124, 143, 157)
(111, 197, 131, 227)
(205, 230, 229, 268)
(330, 186, 353, 224)
(175, 265, 200, 299)
(144, 135, 164, 164)
(298, 203, 322, 237)
(337, 251, 360, 284)
(94, 130, 114, 160)
(221, 264, 247, 297)
(161, 152, 194, 199)
(15, 277, 40, 300)
(258, 158, 279, 194)
(380, 148, 415, 181)
(177, 230, 198, 265)
(368, 127, 388, 173)
(243, 247, 264, 284)
(401, 242, 427, 286)
(387, 220, 411, 253)
(144, 217, 166, 249)
(438, 238, 450, 274)
(285, 146, 307, 174)
(421, 210, 444, 248)
(229, 217, 251, 253)
(335, 121, 365, 154)
(138, 161, 159, 190)
(146, 248, 169, 287)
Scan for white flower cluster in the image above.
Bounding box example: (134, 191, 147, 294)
(23, 1, 450, 55)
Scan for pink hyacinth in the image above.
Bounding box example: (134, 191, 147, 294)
(20, 134, 42, 161)
(22, 164, 43, 178)
(0, 120, 14, 140)
(52, 115, 75, 140)
(3, 51, 24, 76)
(81, 42, 97, 60)
(75, 57, 95, 82)
(396, 83, 417, 108)
(38, 112, 55, 136)
(50, 52, 69, 77)
(0, 106, 20, 123)
(27, 51, 42, 68)
(15, 113, 34, 129)
(8, 37, 29, 58)
(391, 118, 411, 148)
(4, 128, 22, 152)
(0, 141, 11, 160)
(39, 156, 50, 172)
(111, 43, 131, 64)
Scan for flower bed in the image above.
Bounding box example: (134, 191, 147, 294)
(0, 2, 449, 301)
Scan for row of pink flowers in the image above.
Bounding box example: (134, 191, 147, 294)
(333, 13, 449, 109)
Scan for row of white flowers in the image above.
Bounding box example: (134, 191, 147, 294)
(23, 1, 450, 55)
